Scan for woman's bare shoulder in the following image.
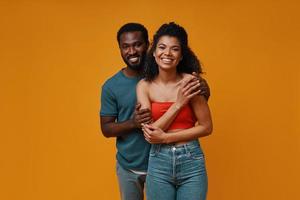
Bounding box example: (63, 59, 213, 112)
(182, 73, 196, 79)
(137, 78, 151, 89)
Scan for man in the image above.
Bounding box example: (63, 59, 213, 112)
(100, 23, 210, 200)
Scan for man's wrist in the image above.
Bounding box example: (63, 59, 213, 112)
(130, 118, 139, 129)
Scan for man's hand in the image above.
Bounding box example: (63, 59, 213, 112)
(132, 103, 152, 129)
(192, 72, 210, 101)
(175, 73, 210, 110)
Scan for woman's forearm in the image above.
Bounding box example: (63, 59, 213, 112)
(151, 103, 182, 131)
(164, 124, 213, 144)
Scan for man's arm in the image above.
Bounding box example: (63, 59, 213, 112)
(100, 104, 152, 138)
(100, 116, 135, 138)
(100, 81, 151, 138)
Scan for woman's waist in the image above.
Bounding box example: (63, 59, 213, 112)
(153, 139, 200, 149)
(165, 129, 195, 146)
(166, 122, 195, 131)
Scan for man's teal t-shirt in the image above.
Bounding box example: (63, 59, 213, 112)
(100, 69, 150, 171)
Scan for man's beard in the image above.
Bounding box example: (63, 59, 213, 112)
(127, 62, 143, 71)
(123, 53, 146, 71)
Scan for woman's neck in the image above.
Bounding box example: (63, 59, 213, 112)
(156, 69, 181, 84)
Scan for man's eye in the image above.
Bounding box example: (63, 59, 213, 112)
(135, 43, 142, 47)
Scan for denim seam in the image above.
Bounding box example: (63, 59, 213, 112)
(172, 146, 176, 179)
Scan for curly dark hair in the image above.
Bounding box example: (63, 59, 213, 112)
(144, 22, 202, 81)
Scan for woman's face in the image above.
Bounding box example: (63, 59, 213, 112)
(153, 35, 182, 71)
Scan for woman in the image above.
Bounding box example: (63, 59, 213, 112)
(136, 22, 213, 200)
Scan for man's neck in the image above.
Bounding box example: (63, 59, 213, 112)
(123, 66, 142, 78)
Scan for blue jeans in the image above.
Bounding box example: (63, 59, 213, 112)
(146, 140, 208, 200)
(116, 162, 146, 200)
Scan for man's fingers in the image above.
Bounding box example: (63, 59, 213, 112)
(138, 117, 153, 124)
(135, 103, 141, 110)
(199, 79, 208, 91)
(138, 112, 152, 118)
(192, 72, 199, 78)
(136, 108, 151, 115)
(199, 88, 207, 96)
(136, 113, 152, 122)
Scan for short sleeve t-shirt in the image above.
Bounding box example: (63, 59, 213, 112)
(100, 69, 150, 171)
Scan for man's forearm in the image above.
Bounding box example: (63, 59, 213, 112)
(102, 119, 138, 138)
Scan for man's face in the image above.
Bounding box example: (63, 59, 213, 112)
(119, 31, 148, 71)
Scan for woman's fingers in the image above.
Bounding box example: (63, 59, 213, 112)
(182, 82, 200, 97)
(187, 89, 201, 99)
(186, 82, 201, 94)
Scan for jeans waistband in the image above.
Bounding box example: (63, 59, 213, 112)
(154, 140, 200, 149)
(150, 140, 203, 156)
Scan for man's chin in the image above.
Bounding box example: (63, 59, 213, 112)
(128, 63, 143, 71)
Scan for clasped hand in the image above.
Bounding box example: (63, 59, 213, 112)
(142, 124, 167, 144)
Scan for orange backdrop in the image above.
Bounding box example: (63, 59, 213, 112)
(1, 0, 299, 200)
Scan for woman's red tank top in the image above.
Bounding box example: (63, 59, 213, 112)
(151, 102, 196, 131)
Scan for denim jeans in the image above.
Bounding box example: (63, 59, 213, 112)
(116, 162, 146, 200)
(146, 140, 207, 200)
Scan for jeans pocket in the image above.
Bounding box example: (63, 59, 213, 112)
(188, 146, 204, 160)
(191, 152, 204, 160)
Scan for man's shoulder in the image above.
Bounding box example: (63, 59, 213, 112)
(102, 70, 123, 88)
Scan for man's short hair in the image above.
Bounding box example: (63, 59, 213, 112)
(117, 23, 149, 45)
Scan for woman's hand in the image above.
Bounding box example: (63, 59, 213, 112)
(142, 124, 168, 144)
(175, 73, 201, 109)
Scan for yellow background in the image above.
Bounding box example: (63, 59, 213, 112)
(1, 0, 299, 199)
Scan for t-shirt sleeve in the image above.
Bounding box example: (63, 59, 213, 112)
(100, 84, 118, 116)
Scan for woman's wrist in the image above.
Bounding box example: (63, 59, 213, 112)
(174, 102, 182, 111)
(163, 133, 170, 144)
